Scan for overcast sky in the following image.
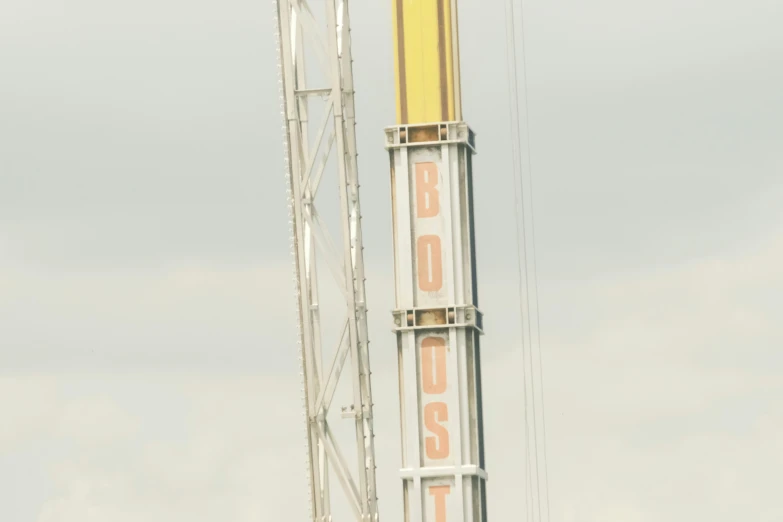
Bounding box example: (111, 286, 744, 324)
(1, 0, 782, 520)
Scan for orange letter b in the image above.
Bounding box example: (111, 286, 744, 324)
(416, 162, 440, 218)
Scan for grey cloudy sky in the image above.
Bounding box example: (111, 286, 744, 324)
(1, 0, 782, 520)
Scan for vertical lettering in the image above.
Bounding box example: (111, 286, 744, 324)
(421, 337, 447, 394)
(414, 160, 453, 519)
(417, 235, 442, 292)
(430, 485, 451, 522)
(424, 402, 449, 459)
(415, 162, 440, 218)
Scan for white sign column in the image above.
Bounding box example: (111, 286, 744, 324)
(386, 122, 488, 522)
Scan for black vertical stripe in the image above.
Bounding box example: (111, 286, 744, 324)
(395, 0, 408, 123)
(436, 0, 449, 121)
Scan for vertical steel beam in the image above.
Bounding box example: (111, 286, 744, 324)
(387, 2, 489, 521)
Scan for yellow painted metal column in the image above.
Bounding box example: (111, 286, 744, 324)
(392, 0, 462, 124)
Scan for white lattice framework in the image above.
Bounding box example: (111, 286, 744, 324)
(274, 0, 380, 521)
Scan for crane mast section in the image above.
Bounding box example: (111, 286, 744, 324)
(387, 4, 488, 522)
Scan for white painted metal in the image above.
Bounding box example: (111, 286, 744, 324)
(386, 122, 488, 522)
(274, 1, 379, 521)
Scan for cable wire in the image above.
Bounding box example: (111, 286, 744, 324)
(516, 4, 553, 518)
(502, 0, 551, 520)
(502, 1, 534, 520)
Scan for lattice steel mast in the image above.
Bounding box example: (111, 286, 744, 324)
(274, 0, 379, 520)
